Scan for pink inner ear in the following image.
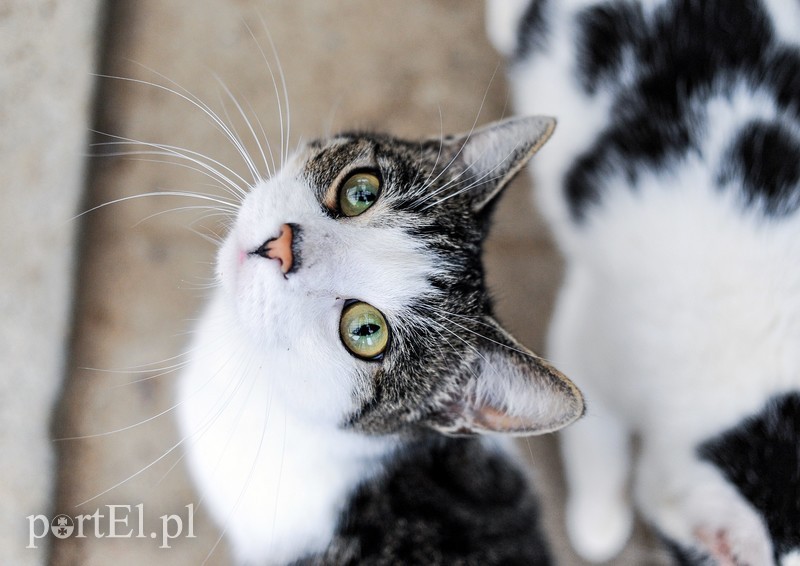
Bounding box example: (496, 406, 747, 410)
(472, 404, 531, 434)
(694, 528, 737, 566)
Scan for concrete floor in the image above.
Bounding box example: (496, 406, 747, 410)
(53, 1, 671, 564)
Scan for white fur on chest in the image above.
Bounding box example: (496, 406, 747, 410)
(176, 294, 393, 565)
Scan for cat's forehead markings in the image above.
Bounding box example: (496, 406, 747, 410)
(303, 139, 378, 206)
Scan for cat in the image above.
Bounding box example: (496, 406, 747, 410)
(175, 114, 585, 564)
(487, 0, 800, 564)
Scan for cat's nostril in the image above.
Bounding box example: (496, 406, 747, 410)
(254, 223, 295, 274)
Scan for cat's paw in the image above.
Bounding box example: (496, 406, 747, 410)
(646, 477, 774, 566)
(692, 524, 773, 566)
(566, 494, 634, 563)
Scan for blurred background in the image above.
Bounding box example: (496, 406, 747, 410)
(2, 1, 669, 564)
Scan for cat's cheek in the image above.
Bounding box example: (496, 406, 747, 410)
(216, 236, 243, 294)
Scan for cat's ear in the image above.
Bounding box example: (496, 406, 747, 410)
(443, 115, 556, 212)
(429, 317, 584, 436)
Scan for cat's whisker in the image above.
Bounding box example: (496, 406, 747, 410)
(244, 94, 278, 180)
(415, 316, 486, 383)
(62, 338, 244, 446)
(112, 366, 190, 387)
(75, 438, 185, 507)
(212, 77, 263, 183)
(416, 311, 489, 364)
(263, 26, 292, 169)
(424, 173, 503, 209)
(132, 205, 234, 228)
(92, 135, 249, 199)
(244, 18, 284, 175)
(424, 306, 542, 361)
(185, 224, 227, 247)
(98, 71, 258, 184)
(251, 15, 292, 171)
(90, 150, 244, 203)
(415, 141, 494, 207)
(100, 154, 239, 203)
(184, 209, 232, 229)
(415, 135, 508, 206)
(324, 95, 345, 139)
(417, 106, 446, 191)
(77, 362, 189, 378)
(180, 279, 222, 291)
(417, 64, 499, 197)
(71, 191, 239, 223)
(79, 343, 209, 374)
(422, 140, 523, 210)
(417, 140, 468, 198)
(419, 318, 467, 360)
(240, 19, 282, 177)
(57, 402, 187, 441)
(267, 413, 288, 559)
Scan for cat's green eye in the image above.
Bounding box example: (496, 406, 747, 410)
(338, 172, 381, 217)
(339, 302, 389, 360)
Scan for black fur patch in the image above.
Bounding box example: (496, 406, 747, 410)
(514, 0, 550, 61)
(560, 0, 800, 221)
(293, 435, 551, 565)
(698, 392, 800, 561)
(576, 1, 645, 94)
(719, 120, 800, 216)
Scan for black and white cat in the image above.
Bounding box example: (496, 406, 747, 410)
(176, 115, 585, 564)
(488, 1, 800, 565)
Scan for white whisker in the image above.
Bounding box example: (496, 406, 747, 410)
(92, 133, 249, 198)
(257, 15, 292, 168)
(213, 77, 262, 183)
(71, 191, 238, 223)
(417, 64, 499, 197)
(100, 69, 258, 184)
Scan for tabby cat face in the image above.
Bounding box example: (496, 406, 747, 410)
(218, 116, 584, 435)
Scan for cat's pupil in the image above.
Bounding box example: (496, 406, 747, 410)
(350, 187, 376, 203)
(353, 323, 380, 337)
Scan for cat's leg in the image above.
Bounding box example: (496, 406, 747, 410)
(635, 446, 774, 566)
(550, 268, 635, 562)
(560, 399, 634, 562)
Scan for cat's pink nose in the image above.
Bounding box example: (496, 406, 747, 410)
(264, 224, 294, 274)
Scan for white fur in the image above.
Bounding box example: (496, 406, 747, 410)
(177, 296, 395, 564)
(177, 151, 440, 564)
(494, 0, 800, 562)
(485, 0, 530, 56)
(784, 550, 800, 566)
(553, 88, 800, 563)
(762, 0, 800, 46)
